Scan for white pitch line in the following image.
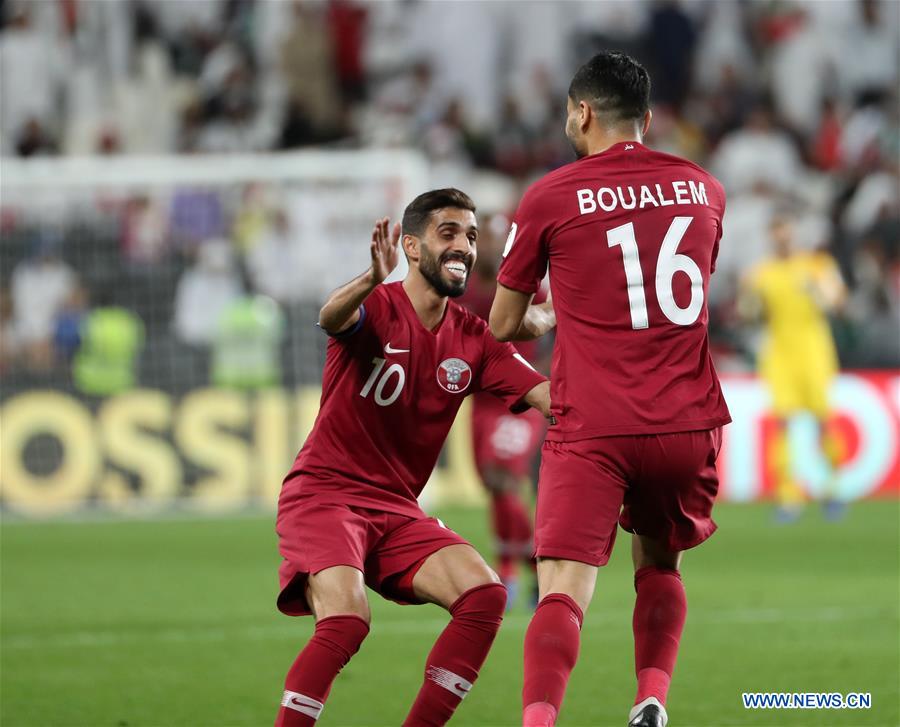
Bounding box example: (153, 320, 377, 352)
(2, 607, 893, 651)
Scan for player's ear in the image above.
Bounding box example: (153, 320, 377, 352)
(641, 109, 652, 137)
(579, 100, 592, 132)
(402, 234, 419, 261)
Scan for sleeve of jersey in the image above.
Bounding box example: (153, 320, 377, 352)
(710, 176, 727, 275)
(324, 285, 387, 341)
(477, 330, 547, 413)
(496, 185, 551, 295)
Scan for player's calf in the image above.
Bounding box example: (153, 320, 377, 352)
(276, 614, 370, 726)
(631, 537, 686, 715)
(276, 566, 371, 726)
(403, 581, 507, 726)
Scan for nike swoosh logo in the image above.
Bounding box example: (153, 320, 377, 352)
(385, 342, 409, 354)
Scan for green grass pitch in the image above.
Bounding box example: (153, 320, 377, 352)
(2, 501, 898, 726)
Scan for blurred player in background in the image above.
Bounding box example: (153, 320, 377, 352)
(740, 211, 848, 521)
(491, 52, 730, 727)
(274, 189, 550, 726)
(460, 212, 550, 607)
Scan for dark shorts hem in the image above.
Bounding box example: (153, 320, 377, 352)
(533, 545, 610, 568)
(619, 520, 719, 553)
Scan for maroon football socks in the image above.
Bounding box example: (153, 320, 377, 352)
(275, 615, 369, 726)
(632, 566, 687, 707)
(491, 491, 534, 582)
(403, 582, 506, 726)
(522, 592, 584, 726)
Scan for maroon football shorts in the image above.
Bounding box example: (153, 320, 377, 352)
(535, 428, 723, 566)
(276, 494, 469, 616)
(471, 395, 547, 479)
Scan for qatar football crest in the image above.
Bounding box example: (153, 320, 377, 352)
(437, 358, 472, 394)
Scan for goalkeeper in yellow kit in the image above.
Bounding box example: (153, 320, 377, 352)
(740, 212, 847, 520)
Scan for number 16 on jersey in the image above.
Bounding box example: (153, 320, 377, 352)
(606, 216, 704, 330)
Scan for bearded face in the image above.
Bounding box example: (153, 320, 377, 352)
(418, 239, 474, 298)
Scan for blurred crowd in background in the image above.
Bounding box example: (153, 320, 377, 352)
(1, 0, 898, 394)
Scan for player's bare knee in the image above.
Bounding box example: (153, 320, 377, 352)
(536, 558, 597, 614)
(306, 568, 371, 622)
(632, 535, 681, 572)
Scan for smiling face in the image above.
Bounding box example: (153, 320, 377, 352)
(414, 207, 478, 298)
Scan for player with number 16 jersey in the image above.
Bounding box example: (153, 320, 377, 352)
(490, 52, 732, 727)
(498, 141, 730, 440)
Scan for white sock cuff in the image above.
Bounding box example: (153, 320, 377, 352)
(282, 690, 324, 720)
(426, 665, 473, 700)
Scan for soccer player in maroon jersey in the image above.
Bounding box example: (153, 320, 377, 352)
(274, 188, 550, 726)
(490, 53, 731, 727)
(460, 213, 551, 606)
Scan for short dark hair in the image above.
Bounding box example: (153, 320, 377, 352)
(568, 51, 651, 125)
(401, 188, 476, 237)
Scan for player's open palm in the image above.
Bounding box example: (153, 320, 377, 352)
(371, 217, 401, 283)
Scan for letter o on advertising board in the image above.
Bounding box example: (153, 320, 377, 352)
(0, 392, 100, 515)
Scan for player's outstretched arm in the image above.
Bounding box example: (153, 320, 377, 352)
(522, 380, 552, 419)
(318, 217, 401, 334)
(490, 284, 556, 342)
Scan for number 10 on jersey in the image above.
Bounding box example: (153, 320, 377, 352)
(606, 216, 704, 329)
(360, 357, 406, 406)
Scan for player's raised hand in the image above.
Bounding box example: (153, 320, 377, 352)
(370, 217, 401, 284)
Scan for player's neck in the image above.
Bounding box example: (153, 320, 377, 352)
(402, 275, 448, 331)
(584, 126, 643, 157)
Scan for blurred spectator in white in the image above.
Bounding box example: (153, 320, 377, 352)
(115, 38, 182, 154)
(711, 102, 803, 195)
(0, 3, 65, 155)
(842, 169, 900, 239)
(173, 239, 242, 345)
(245, 210, 306, 306)
(196, 60, 271, 153)
(766, 5, 836, 136)
(838, 0, 899, 99)
(373, 60, 446, 142)
(692, 0, 755, 93)
(122, 195, 169, 265)
(402, 0, 503, 131)
(841, 92, 894, 171)
(10, 234, 78, 369)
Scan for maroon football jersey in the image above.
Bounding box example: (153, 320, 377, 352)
(498, 141, 731, 441)
(459, 272, 545, 365)
(282, 282, 547, 516)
